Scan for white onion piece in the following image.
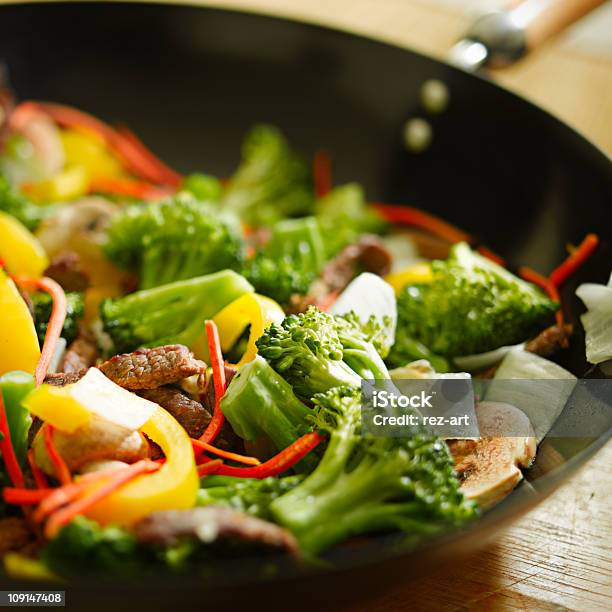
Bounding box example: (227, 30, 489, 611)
(47, 337, 67, 374)
(454, 343, 524, 372)
(487, 348, 576, 443)
(576, 276, 612, 365)
(330, 272, 397, 343)
(16, 112, 65, 178)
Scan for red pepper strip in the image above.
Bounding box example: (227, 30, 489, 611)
(27, 449, 49, 489)
(0, 391, 25, 488)
(212, 432, 325, 479)
(477, 245, 507, 267)
(549, 234, 600, 288)
(313, 150, 332, 198)
(3, 488, 54, 505)
(42, 425, 71, 486)
(197, 459, 224, 477)
(191, 438, 260, 466)
(373, 203, 471, 244)
(115, 125, 183, 187)
(89, 177, 172, 201)
(13, 275, 67, 387)
(519, 266, 563, 326)
(44, 460, 160, 538)
(199, 321, 227, 445)
(13, 101, 182, 187)
(317, 288, 342, 313)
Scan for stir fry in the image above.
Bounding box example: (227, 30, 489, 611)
(0, 96, 604, 581)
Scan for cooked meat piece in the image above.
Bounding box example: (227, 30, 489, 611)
(288, 235, 392, 313)
(33, 419, 149, 476)
(0, 518, 38, 558)
(43, 251, 89, 292)
(98, 345, 205, 390)
(525, 324, 572, 358)
(447, 401, 536, 510)
(134, 507, 299, 556)
(44, 370, 87, 386)
(402, 229, 451, 260)
(321, 235, 392, 292)
(138, 387, 211, 438)
(62, 333, 98, 373)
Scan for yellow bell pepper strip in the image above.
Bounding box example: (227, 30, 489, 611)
(23, 368, 157, 434)
(0, 211, 49, 277)
(60, 128, 124, 181)
(85, 406, 198, 526)
(3, 553, 60, 582)
(212, 293, 285, 366)
(0, 269, 40, 377)
(22, 165, 89, 203)
(385, 262, 433, 296)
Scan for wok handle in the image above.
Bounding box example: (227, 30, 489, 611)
(512, 0, 606, 50)
(451, 0, 607, 70)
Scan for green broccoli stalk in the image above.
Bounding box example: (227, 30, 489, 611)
(270, 387, 477, 555)
(255, 308, 362, 401)
(386, 332, 450, 372)
(315, 183, 387, 258)
(333, 315, 390, 380)
(100, 270, 253, 355)
(390, 242, 558, 359)
(104, 194, 244, 290)
(197, 475, 303, 520)
(338, 311, 392, 360)
(0, 174, 57, 231)
(222, 125, 314, 226)
(219, 357, 316, 470)
(32, 291, 84, 346)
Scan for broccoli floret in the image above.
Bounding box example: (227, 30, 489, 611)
(255, 307, 361, 401)
(315, 184, 387, 258)
(220, 357, 316, 470)
(41, 517, 143, 577)
(270, 386, 476, 555)
(338, 311, 392, 360)
(242, 253, 314, 305)
(180, 173, 223, 202)
(100, 270, 253, 354)
(0, 174, 56, 231)
(256, 307, 390, 401)
(391, 242, 558, 358)
(32, 291, 84, 346)
(197, 475, 303, 520)
(222, 125, 314, 226)
(104, 194, 244, 289)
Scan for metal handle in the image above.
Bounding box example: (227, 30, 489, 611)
(451, 0, 607, 71)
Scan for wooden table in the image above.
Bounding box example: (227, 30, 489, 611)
(191, 2, 612, 610)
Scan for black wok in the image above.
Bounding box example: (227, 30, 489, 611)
(0, 2, 610, 608)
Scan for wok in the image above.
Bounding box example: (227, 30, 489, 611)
(0, 1, 610, 608)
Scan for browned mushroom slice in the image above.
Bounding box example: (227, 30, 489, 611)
(32, 419, 149, 477)
(447, 401, 536, 510)
(134, 506, 299, 557)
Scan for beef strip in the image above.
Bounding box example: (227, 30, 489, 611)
(98, 345, 205, 390)
(138, 387, 211, 438)
(43, 251, 89, 292)
(0, 518, 39, 558)
(288, 235, 392, 313)
(134, 507, 299, 556)
(44, 371, 86, 386)
(62, 332, 98, 373)
(525, 324, 573, 358)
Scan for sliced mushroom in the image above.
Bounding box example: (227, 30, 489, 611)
(32, 418, 149, 477)
(447, 401, 536, 510)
